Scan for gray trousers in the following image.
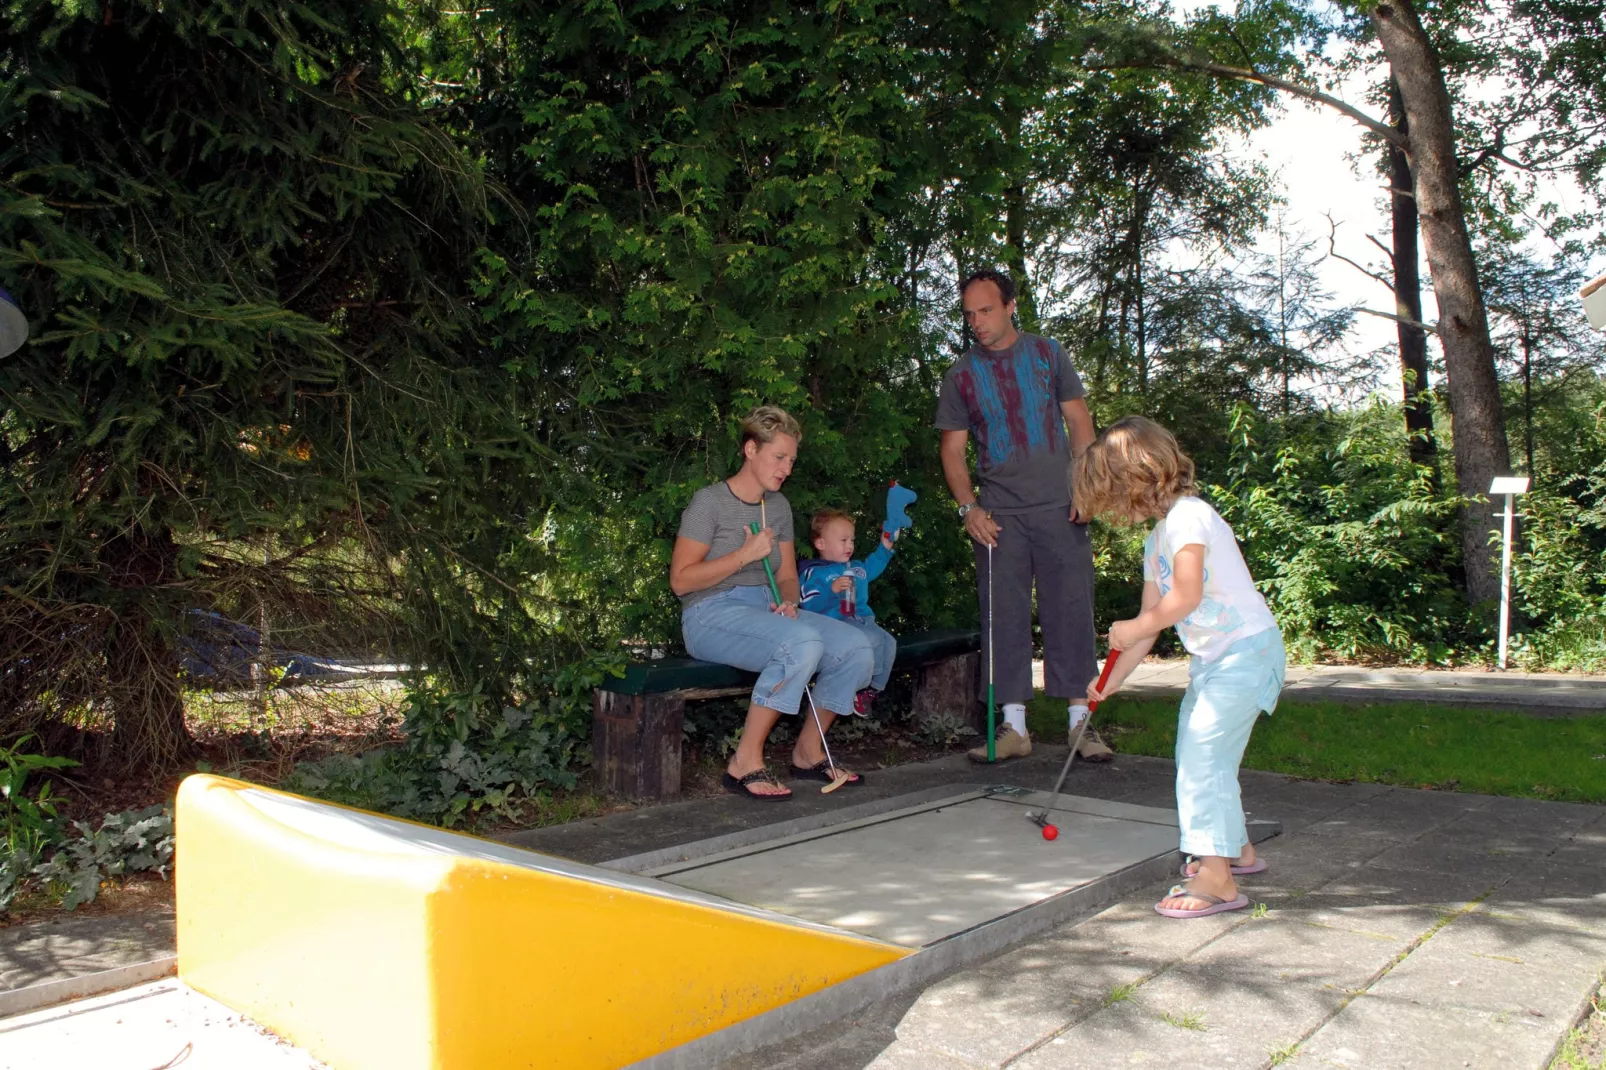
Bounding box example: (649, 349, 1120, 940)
(974, 505, 1097, 705)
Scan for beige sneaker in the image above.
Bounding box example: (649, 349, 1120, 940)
(967, 725, 1032, 763)
(1076, 727, 1115, 762)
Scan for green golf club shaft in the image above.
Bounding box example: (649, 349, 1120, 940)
(986, 542, 995, 762)
(749, 522, 783, 604)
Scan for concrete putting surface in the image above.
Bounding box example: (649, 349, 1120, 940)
(648, 790, 1183, 948)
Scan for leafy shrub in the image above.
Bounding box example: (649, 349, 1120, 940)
(1510, 465, 1606, 669)
(1204, 403, 1478, 664)
(2, 734, 76, 858)
(0, 735, 78, 911)
(33, 806, 175, 910)
(282, 650, 620, 827)
(912, 710, 979, 747)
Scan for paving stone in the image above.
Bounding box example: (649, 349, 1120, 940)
(1410, 811, 1585, 860)
(1361, 839, 1530, 881)
(1008, 904, 1424, 1070)
(0, 912, 176, 991)
(890, 899, 1243, 1066)
(1371, 910, 1606, 1013)
(1309, 862, 1503, 911)
(1240, 835, 1388, 897)
(1290, 993, 1576, 1070)
(1289, 910, 1606, 1070)
(864, 1040, 986, 1069)
(1474, 794, 1606, 828)
(1478, 864, 1606, 936)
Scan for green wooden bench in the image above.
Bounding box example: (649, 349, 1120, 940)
(592, 627, 982, 798)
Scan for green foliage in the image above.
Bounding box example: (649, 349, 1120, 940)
(5, 0, 1605, 831)
(33, 806, 175, 911)
(1, 734, 77, 858)
(1206, 403, 1475, 663)
(912, 711, 980, 748)
(283, 651, 617, 827)
(0, 735, 78, 911)
(0, 0, 513, 764)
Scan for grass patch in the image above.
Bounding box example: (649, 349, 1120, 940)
(1160, 1009, 1207, 1031)
(1550, 980, 1606, 1070)
(1027, 694, 1606, 803)
(1104, 982, 1139, 1006)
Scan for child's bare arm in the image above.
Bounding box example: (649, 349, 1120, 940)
(1113, 544, 1204, 648)
(1089, 582, 1161, 702)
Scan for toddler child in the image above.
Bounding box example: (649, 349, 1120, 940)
(1074, 416, 1285, 919)
(799, 508, 898, 714)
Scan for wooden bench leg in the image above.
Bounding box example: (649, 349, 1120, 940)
(593, 690, 685, 800)
(910, 651, 984, 735)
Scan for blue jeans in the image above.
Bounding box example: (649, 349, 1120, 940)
(842, 617, 897, 692)
(1174, 628, 1286, 858)
(682, 585, 874, 716)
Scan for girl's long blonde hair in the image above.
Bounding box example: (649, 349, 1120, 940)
(1074, 416, 1196, 521)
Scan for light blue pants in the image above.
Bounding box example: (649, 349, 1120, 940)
(1175, 628, 1286, 858)
(844, 617, 897, 692)
(682, 585, 874, 716)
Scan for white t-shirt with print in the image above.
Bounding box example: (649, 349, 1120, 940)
(1143, 496, 1278, 662)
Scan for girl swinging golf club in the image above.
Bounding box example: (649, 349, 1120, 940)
(1073, 417, 1286, 919)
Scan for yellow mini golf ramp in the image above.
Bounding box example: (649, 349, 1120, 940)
(175, 775, 908, 1070)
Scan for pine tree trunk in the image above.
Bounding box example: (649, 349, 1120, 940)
(1389, 80, 1437, 473)
(1005, 187, 1038, 334)
(1374, 0, 1510, 603)
(1004, 111, 1039, 333)
(104, 528, 197, 770)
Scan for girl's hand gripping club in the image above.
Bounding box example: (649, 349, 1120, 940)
(1028, 650, 1120, 839)
(749, 522, 850, 794)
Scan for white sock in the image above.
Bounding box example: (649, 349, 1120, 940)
(1003, 703, 1027, 735)
(1068, 704, 1090, 731)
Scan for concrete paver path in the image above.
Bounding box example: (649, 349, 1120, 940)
(725, 756, 1606, 1070)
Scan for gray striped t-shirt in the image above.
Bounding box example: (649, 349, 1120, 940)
(677, 483, 794, 609)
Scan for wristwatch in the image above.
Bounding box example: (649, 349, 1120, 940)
(957, 502, 978, 520)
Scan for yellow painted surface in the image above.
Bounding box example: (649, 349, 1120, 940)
(176, 775, 908, 1070)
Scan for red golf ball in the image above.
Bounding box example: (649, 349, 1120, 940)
(1042, 824, 1059, 841)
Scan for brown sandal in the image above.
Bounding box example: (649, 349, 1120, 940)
(722, 769, 791, 800)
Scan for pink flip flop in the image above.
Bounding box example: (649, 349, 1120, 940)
(1180, 855, 1269, 877)
(1154, 884, 1250, 919)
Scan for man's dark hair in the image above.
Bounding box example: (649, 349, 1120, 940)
(959, 269, 1016, 305)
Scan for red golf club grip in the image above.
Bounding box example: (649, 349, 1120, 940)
(1087, 650, 1120, 713)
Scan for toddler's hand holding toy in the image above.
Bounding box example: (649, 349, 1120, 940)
(830, 575, 854, 594)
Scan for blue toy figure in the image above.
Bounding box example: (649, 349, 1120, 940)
(883, 480, 917, 543)
(799, 484, 916, 715)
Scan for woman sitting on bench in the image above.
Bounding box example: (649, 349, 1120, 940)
(670, 405, 873, 800)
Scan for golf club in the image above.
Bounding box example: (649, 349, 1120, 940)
(1027, 649, 1120, 839)
(750, 520, 851, 793)
(986, 539, 995, 762)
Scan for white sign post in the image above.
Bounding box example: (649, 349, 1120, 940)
(1490, 476, 1531, 670)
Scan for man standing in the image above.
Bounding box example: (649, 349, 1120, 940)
(936, 269, 1113, 763)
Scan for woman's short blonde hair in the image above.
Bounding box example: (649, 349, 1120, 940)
(1074, 416, 1196, 521)
(739, 405, 802, 450)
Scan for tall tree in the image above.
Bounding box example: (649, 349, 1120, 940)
(1077, 0, 1517, 601)
(0, 0, 504, 767)
(1387, 79, 1438, 471)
